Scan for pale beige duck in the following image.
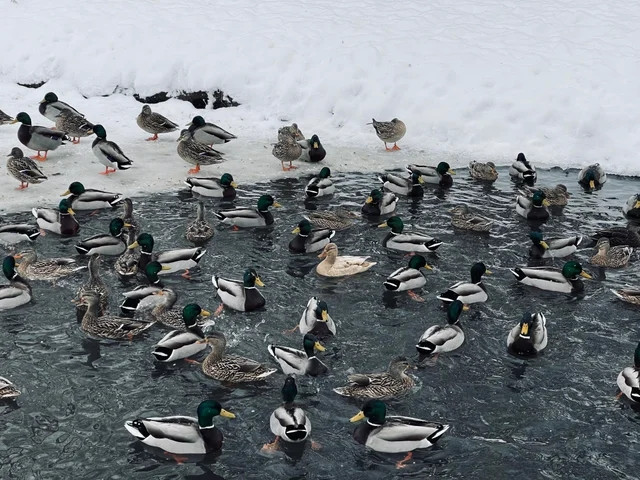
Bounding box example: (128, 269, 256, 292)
(316, 243, 376, 277)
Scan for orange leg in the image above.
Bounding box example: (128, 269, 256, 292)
(391, 143, 401, 151)
(31, 151, 48, 161)
(288, 161, 297, 170)
(616, 392, 624, 399)
(396, 451, 413, 469)
(99, 166, 117, 175)
(184, 358, 201, 365)
(188, 164, 201, 174)
(385, 143, 393, 151)
(282, 325, 299, 334)
(181, 269, 191, 279)
(231, 225, 240, 231)
(261, 437, 279, 452)
(282, 161, 291, 171)
(146, 133, 159, 141)
(214, 304, 224, 316)
(311, 440, 322, 450)
(17, 182, 28, 190)
(39, 229, 47, 236)
(72, 137, 81, 144)
(408, 290, 425, 302)
(163, 451, 188, 464)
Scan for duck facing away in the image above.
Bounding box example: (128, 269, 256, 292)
(0, 256, 32, 311)
(507, 312, 548, 357)
(617, 342, 640, 403)
(368, 118, 406, 151)
(12, 112, 69, 161)
(468, 161, 498, 182)
(316, 243, 376, 277)
(136, 105, 178, 141)
(91, 124, 133, 175)
(187, 115, 236, 146)
(186, 201, 214, 245)
(305, 167, 334, 198)
(6, 147, 47, 189)
(333, 357, 415, 400)
(74, 255, 109, 321)
(509, 152, 537, 184)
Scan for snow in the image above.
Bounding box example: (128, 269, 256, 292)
(1, 0, 639, 213)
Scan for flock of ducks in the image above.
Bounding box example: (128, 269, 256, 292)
(2, 100, 640, 469)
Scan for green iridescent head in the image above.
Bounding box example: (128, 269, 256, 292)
(281, 376, 298, 403)
(2, 256, 18, 280)
(182, 303, 209, 328)
(318, 167, 331, 179)
(243, 268, 264, 288)
(15, 112, 32, 125)
(350, 399, 387, 426)
(302, 333, 325, 357)
(108, 218, 126, 237)
(196, 400, 235, 428)
(43, 92, 59, 103)
(561, 261, 590, 280)
(92, 124, 107, 139)
(220, 173, 235, 187)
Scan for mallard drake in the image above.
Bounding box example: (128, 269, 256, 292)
(177, 129, 224, 174)
(268, 333, 327, 376)
(186, 201, 214, 245)
(185, 174, 237, 198)
(437, 262, 491, 305)
(306, 209, 357, 230)
(152, 303, 210, 362)
(523, 184, 570, 206)
(78, 291, 154, 340)
(406, 162, 455, 188)
(0, 256, 32, 311)
(0, 224, 40, 245)
(119, 262, 169, 315)
(368, 118, 406, 151)
(150, 290, 209, 330)
(187, 115, 236, 146)
(211, 268, 265, 313)
(591, 226, 640, 248)
(12, 112, 69, 161)
(298, 134, 326, 162)
(578, 163, 606, 191)
(384, 255, 432, 300)
(38, 92, 83, 122)
(76, 218, 130, 255)
(623, 194, 640, 219)
(124, 400, 235, 454)
(611, 288, 640, 305)
(298, 297, 336, 337)
(0, 109, 15, 124)
(128, 233, 206, 277)
(509, 152, 537, 184)
(262, 376, 311, 452)
(617, 342, 640, 403)
(333, 357, 414, 400)
(273, 135, 302, 171)
(468, 161, 498, 181)
(350, 400, 449, 461)
(507, 312, 547, 356)
(379, 172, 424, 197)
(6, 147, 47, 189)
(450, 205, 493, 232)
(14, 249, 85, 282)
(515, 190, 550, 222)
(590, 238, 633, 268)
(198, 331, 277, 383)
(33, 199, 79, 236)
(214, 194, 280, 228)
(316, 243, 376, 277)
(74, 255, 109, 321)
(91, 124, 133, 174)
(62, 181, 124, 210)
(361, 189, 398, 217)
(289, 219, 335, 253)
(510, 260, 591, 293)
(278, 123, 304, 141)
(529, 231, 582, 259)
(136, 105, 178, 141)
(120, 198, 139, 236)
(378, 216, 442, 253)
(417, 300, 465, 358)
(115, 229, 140, 278)
(0, 376, 20, 399)
(305, 167, 334, 198)
(54, 110, 94, 144)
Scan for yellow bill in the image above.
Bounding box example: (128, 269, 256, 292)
(220, 409, 236, 419)
(255, 277, 265, 287)
(321, 310, 329, 321)
(292, 227, 301, 234)
(127, 241, 139, 250)
(365, 196, 373, 204)
(589, 180, 595, 189)
(314, 341, 326, 352)
(540, 241, 550, 249)
(350, 411, 365, 423)
(423, 264, 433, 270)
(313, 142, 319, 148)
(273, 202, 282, 208)
(448, 169, 456, 175)
(201, 310, 211, 317)
(377, 222, 388, 228)
(61, 189, 71, 196)
(231, 181, 238, 188)
(161, 265, 171, 271)
(67, 207, 76, 216)
(542, 199, 551, 207)
(580, 271, 592, 279)
(520, 323, 529, 335)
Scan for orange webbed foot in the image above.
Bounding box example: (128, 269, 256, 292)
(261, 437, 280, 452)
(72, 138, 81, 144)
(408, 290, 425, 302)
(146, 134, 159, 141)
(213, 304, 224, 317)
(163, 451, 188, 464)
(188, 165, 201, 174)
(391, 143, 401, 151)
(396, 451, 413, 469)
(181, 269, 191, 280)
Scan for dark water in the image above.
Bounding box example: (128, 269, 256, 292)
(1, 166, 640, 480)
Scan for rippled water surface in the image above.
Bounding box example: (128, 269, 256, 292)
(2, 166, 640, 480)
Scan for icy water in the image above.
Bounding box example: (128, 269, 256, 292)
(1, 166, 640, 480)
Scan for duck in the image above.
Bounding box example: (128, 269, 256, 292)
(152, 304, 210, 363)
(515, 190, 550, 222)
(186, 201, 214, 245)
(114, 229, 140, 278)
(378, 216, 442, 253)
(450, 205, 493, 232)
(0, 224, 40, 245)
(507, 312, 548, 356)
(120, 198, 139, 236)
(185, 173, 238, 199)
(273, 134, 302, 171)
(119, 262, 170, 315)
(617, 342, 640, 403)
(187, 115, 236, 146)
(124, 400, 235, 455)
(289, 219, 335, 253)
(591, 226, 640, 248)
(437, 262, 491, 305)
(379, 172, 424, 197)
(611, 288, 640, 305)
(468, 161, 498, 181)
(305, 167, 334, 197)
(590, 238, 633, 268)
(78, 291, 155, 340)
(578, 163, 607, 191)
(62, 181, 124, 210)
(406, 162, 455, 188)
(214, 194, 280, 228)
(417, 300, 466, 358)
(211, 268, 265, 313)
(623, 194, 640, 219)
(0, 376, 21, 399)
(278, 123, 304, 141)
(76, 218, 130, 256)
(333, 357, 415, 400)
(298, 297, 336, 337)
(150, 290, 209, 330)
(316, 243, 376, 277)
(6, 146, 47, 189)
(54, 110, 94, 144)
(0, 256, 32, 311)
(177, 129, 225, 174)
(0, 109, 15, 124)
(12, 112, 69, 161)
(528, 231, 582, 259)
(509, 152, 537, 184)
(384, 255, 432, 300)
(350, 400, 450, 461)
(136, 105, 178, 141)
(198, 331, 277, 383)
(297, 134, 326, 162)
(262, 376, 311, 452)
(38, 92, 83, 121)
(33, 199, 79, 236)
(267, 333, 328, 376)
(14, 249, 85, 282)
(361, 189, 398, 217)
(523, 184, 570, 206)
(510, 260, 591, 294)
(128, 233, 206, 277)
(367, 118, 406, 151)
(74, 255, 109, 321)
(306, 209, 358, 230)
(91, 124, 133, 175)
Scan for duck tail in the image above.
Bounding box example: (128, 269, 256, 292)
(436, 291, 455, 302)
(416, 340, 436, 355)
(75, 244, 90, 255)
(426, 239, 443, 251)
(213, 211, 225, 221)
(383, 278, 400, 291)
(152, 346, 172, 362)
(509, 267, 526, 281)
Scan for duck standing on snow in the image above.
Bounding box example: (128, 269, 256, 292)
(185, 173, 238, 199)
(211, 267, 265, 314)
(509, 152, 537, 184)
(617, 342, 640, 403)
(268, 333, 328, 376)
(12, 112, 69, 161)
(368, 118, 406, 151)
(378, 216, 442, 253)
(305, 167, 334, 198)
(0, 256, 32, 311)
(417, 300, 466, 359)
(528, 231, 582, 259)
(515, 190, 550, 222)
(187, 115, 237, 146)
(384, 255, 432, 301)
(333, 357, 415, 400)
(361, 189, 398, 216)
(75, 218, 130, 256)
(578, 163, 607, 191)
(507, 312, 548, 356)
(91, 125, 133, 174)
(38, 92, 84, 121)
(54, 110, 94, 144)
(289, 219, 335, 253)
(278, 123, 304, 141)
(6, 147, 47, 189)
(186, 201, 214, 245)
(406, 162, 455, 188)
(214, 194, 280, 228)
(316, 243, 376, 277)
(0, 224, 40, 245)
(437, 262, 491, 305)
(379, 172, 424, 197)
(33, 198, 79, 236)
(623, 194, 640, 219)
(273, 134, 302, 171)
(298, 134, 326, 162)
(62, 181, 124, 210)
(468, 161, 498, 182)
(510, 260, 591, 294)
(177, 129, 224, 174)
(136, 105, 178, 141)
(450, 205, 493, 232)
(590, 238, 633, 268)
